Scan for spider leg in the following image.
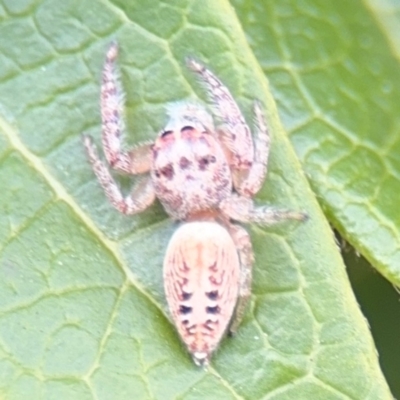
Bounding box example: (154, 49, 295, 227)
(221, 194, 307, 333)
(83, 135, 155, 214)
(221, 194, 307, 225)
(101, 42, 152, 174)
(226, 223, 254, 334)
(187, 59, 253, 172)
(187, 60, 270, 197)
(234, 101, 270, 197)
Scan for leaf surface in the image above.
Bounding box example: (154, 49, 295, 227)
(232, 0, 400, 286)
(0, 0, 392, 398)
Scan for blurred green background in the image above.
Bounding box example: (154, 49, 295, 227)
(344, 239, 400, 397)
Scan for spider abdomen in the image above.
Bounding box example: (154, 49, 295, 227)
(163, 221, 240, 366)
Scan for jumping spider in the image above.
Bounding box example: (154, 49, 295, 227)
(83, 42, 307, 366)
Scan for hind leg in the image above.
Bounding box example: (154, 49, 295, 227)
(227, 223, 254, 334)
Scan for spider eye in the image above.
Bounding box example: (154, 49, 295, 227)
(161, 130, 173, 138)
(181, 125, 194, 133)
(160, 164, 174, 179)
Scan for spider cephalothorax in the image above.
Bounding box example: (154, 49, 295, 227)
(151, 102, 232, 220)
(83, 42, 306, 366)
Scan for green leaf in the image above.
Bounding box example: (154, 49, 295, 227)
(0, 0, 392, 399)
(232, 0, 400, 286)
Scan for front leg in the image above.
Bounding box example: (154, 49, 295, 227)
(187, 59, 253, 171)
(102, 42, 152, 174)
(186, 60, 269, 197)
(83, 135, 155, 214)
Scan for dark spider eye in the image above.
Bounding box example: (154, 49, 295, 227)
(181, 125, 194, 133)
(160, 164, 174, 179)
(161, 130, 173, 138)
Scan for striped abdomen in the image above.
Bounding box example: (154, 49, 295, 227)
(163, 221, 240, 366)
